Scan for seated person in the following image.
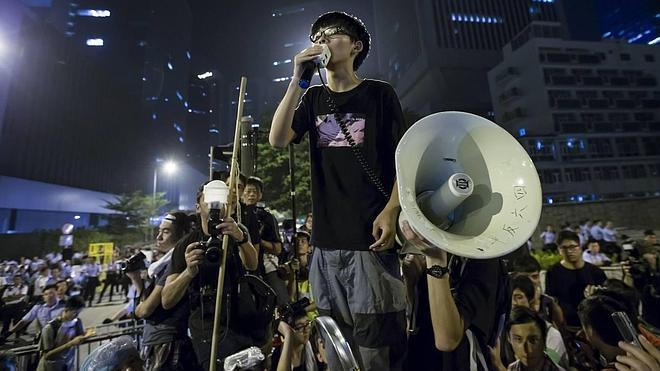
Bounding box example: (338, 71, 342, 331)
(271, 301, 318, 371)
(582, 239, 611, 267)
(490, 306, 565, 371)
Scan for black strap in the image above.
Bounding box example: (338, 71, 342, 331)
(319, 67, 390, 199)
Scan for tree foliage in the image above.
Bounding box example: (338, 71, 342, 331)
(103, 191, 168, 239)
(254, 111, 311, 218)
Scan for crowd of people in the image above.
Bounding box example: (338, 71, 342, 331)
(2, 10, 660, 371)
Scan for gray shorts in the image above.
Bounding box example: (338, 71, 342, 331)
(310, 248, 407, 370)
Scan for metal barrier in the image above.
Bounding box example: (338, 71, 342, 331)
(3, 319, 144, 371)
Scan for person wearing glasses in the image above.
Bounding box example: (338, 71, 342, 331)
(273, 312, 315, 371)
(269, 11, 408, 371)
(545, 231, 607, 329)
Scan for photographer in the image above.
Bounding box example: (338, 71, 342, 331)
(132, 212, 199, 370)
(162, 180, 258, 369)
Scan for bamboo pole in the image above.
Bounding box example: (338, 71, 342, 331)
(209, 76, 247, 371)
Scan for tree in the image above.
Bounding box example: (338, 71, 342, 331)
(103, 191, 168, 240)
(255, 111, 311, 218)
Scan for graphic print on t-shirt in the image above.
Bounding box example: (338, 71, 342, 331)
(315, 113, 365, 148)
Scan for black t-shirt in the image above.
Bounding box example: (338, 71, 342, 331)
(406, 258, 502, 371)
(169, 228, 242, 340)
(240, 202, 262, 247)
(255, 206, 282, 244)
(246, 204, 281, 275)
(545, 262, 607, 327)
(141, 265, 188, 333)
(292, 80, 408, 250)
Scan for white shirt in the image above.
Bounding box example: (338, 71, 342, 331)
(582, 250, 610, 266)
(33, 275, 51, 296)
(590, 225, 604, 240)
(602, 228, 617, 242)
(540, 231, 556, 245)
(2, 283, 28, 304)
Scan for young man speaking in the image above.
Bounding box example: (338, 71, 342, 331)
(269, 11, 408, 371)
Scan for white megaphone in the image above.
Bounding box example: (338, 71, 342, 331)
(396, 111, 542, 259)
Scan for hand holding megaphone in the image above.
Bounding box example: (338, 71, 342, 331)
(398, 214, 447, 263)
(396, 111, 542, 259)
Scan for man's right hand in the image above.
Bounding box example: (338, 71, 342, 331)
(184, 242, 205, 276)
(292, 45, 323, 80)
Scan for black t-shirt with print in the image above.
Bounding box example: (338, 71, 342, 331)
(292, 80, 408, 250)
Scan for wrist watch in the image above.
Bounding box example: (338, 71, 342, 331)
(236, 231, 249, 245)
(427, 265, 450, 279)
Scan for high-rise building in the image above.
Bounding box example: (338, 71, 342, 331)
(372, 0, 565, 117)
(488, 22, 660, 204)
(598, 0, 660, 45)
(0, 0, 198, 232)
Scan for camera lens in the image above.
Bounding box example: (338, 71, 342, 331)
(206, 246, 220, 263)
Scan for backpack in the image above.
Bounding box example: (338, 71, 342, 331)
(37, 318, 83, 352)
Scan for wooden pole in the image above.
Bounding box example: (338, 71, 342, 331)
(209, 76, 247, 371)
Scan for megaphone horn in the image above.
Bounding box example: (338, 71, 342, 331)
(396, 111, 542, 259)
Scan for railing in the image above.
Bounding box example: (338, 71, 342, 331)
(3, 319, 144, 371)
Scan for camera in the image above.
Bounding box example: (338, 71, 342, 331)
(196, 180, 230, 263)
(277, 297, 311, 326)
(119, 252, 146, 273)
(197, 211, 223, 263)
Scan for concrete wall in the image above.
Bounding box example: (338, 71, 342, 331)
(533, 197, 660, 244)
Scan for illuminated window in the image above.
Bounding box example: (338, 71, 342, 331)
(272, 59, 292, 66)
(450, 13, 502, 24)
(77, 9, 111, 17)
(86, 38, 104, 46)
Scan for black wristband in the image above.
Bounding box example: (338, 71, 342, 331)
(235, 224, 249, 244)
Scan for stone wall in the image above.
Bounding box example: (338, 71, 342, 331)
(532, 197, 660, 245)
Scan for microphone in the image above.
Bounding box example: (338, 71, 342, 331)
(298, 44, 331, 89)
(299, 60, 316, 89)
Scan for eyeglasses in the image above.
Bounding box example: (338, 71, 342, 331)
(310, 26, 352, 43)
(559, 244, 580, 251)
(293, 319, 313, 332)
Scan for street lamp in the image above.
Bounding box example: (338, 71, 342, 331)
(153, 160, 178, 199)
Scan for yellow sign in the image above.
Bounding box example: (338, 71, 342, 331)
(88, 242, 114, 265)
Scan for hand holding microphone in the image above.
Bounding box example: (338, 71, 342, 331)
(293, 44, 331, 89)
